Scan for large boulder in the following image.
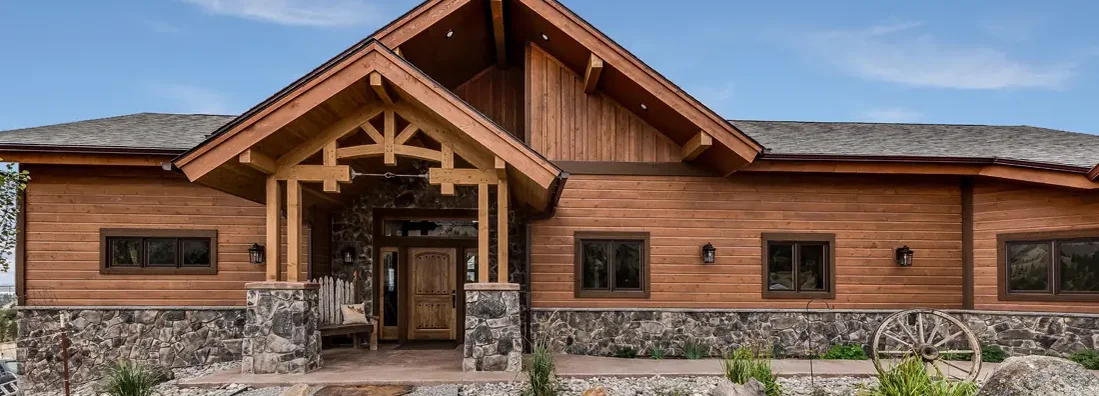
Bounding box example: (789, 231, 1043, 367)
(711, 379, 765, 396)
(977, 355, 1099, 396)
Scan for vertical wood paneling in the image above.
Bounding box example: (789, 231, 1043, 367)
(530, 174, 964, 309)
(527, 44, 681, 162)
(453, 65, 524, 139)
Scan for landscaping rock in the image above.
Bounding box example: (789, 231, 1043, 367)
(977, 355, 1099, 396)
(711, 379, 765, 396)
(280, 384, 312, 396)
(580, 386, 608, 396)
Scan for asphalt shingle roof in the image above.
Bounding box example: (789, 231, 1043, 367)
(0, 113, 234, 151)
(731, 120, 1099, 169)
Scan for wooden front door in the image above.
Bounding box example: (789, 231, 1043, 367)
(409, 247, 457, 340)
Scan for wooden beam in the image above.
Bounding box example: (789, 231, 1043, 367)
(1089, 164, 1099, 181)
(276, 104, 383, 169)
(392, 101, 495, 170)
(384, 110, 396, 166)
(491, 0, 506, 66)
(239, 149, 277, 174)
(583, 54, 604, 94)
(361, 122, 385, 144)
(286, 179, 303, 282)
(681, 131, 713, 161)
(336, 144, 384, 160)
(395, 123, 419, 145)
(370, 72, 393, 105)
(394, 47, 404, 58)
(494, 156, 507, 179)
(429, 168, 499, 185)
(275, 165, 352, 182)
(496, 174, 508, 283)
(265, 176, 281, 282)
(441, 145, 455, 195)
(395, 145, 443, 162)
(478, 183, 489, 283)
(322, 142, 340, 193)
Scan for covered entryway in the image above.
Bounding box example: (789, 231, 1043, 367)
(171, 40, 563, 374)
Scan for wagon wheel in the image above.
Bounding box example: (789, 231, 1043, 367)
(871, 309, 982, 382)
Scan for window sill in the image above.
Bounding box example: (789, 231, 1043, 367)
(762, 290, 835, 299)
(575, 290, 650, 299)
(101, 267, 218, 276)
(999, 292, 1099, 303)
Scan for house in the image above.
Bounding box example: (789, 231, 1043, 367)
(6, 0, 1099, 392)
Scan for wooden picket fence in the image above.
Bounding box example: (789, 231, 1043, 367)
(312, 276, 357, 326)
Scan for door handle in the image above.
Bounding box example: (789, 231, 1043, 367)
(451, 290, 456, 308)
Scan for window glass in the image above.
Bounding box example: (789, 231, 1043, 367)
(181, 239, 211, 266)
(110, 238, 142, 267)
(146, 238, 178, 267)
(614, 241, 642, 290)
(1006, 242, 1050, 292)
(101, 230, 216, 273)
(799, 244, 826, 291)
(382, 251, 399, 327)
(383, 220, 476, 237)
(767, 243, 794, 291)
(582, 242, 610, 290)
(1059, 240, 1099, 293)
(464, 248, 478, 283)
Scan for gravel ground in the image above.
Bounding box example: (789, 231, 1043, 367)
(454, 376, 879, 396)
(36, 362, 288, 396)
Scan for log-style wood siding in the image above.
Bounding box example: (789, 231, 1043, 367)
(22, 166, 306, 306)
(526, 44, 681, 162)
(531, 174, 965, 309)
(973, 180, 1099, 313)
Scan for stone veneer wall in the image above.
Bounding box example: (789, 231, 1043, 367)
(16, 307, 245, 394)
(464, 284, 523, 372)
(242, 283, 322, 374)
(532, 308, 1099, 358)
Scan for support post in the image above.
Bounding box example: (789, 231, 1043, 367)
(384, 110, 396, 166)
(478, 183, 490, 283)
(323, 142, 340, 193)
(441, 145, 455, 195)
(265, 176, 281, 282)
(497, 175, 509, 283)
(287, 179, 303, 282)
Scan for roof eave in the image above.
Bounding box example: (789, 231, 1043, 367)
(759, 153, 1092, 174)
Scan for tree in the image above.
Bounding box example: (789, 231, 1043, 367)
(0, 161, 29, 273)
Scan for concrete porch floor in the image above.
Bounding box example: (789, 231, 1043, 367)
(181, 345, 1022, 388)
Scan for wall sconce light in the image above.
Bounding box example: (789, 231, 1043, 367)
(701, 242, 716, 264)
(342, 248, 357, 265)
(895, 245, 914, 267)
(248, 243, 265, 265)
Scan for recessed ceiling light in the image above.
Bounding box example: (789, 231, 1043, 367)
(540, 33, 550, 41)
(640, 103, 648, 111)
(446, 30, 454, 38)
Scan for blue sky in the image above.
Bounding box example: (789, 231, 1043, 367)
(0, 0, 1097, 135)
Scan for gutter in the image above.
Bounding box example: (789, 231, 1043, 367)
(758, 153, 1092, 174)
(0, 144, 185, 157)
(530, 171, 569, 221)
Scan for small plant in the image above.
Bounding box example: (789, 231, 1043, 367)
(99, 361, 159, 396)
(858, 355, 978, 396)
(649, 346, 666, 360)
(720, 346, 781, 396)
(524, 341, 560, 396)
(821, 344, 869, 360)
(615, 346, 638, 359)
(1069, 349, 1099, 370)
(681, 338, 710, 359)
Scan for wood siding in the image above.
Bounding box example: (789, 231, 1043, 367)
(973, 180, 1099, 313)
(22, 166, 308, 306)
(526, 44, 681, 162)
(453, 65, 524, 139)
(531, 174, 964, 309)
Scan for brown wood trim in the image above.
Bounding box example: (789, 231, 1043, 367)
(759, 153, 1091, 174)
(1089, 164, 1099, 181)
(554, 161, 719, 177)
(14, 188, 25, 306)
(760, 232, 837, 300)
(997, 228, 1099, 303)
(961, 178, 974, 309)
(573, 231, 651, 299)
(99, 228, 218, 275)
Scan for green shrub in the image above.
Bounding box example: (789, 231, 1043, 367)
(523, 341, 560, 396)
(821, 344, 869, 360)
(721, 346, 781, 396)
(615, 346, 638, 359)
(99, 362, 159, 396)
(942, 344, 1006, 363)
(1069, 350, 1099, 370)
(0, 309, 15, 342)
(682, 339, 709, 360)
(649, 346, 666, 360)
(858, 355, 978, 396)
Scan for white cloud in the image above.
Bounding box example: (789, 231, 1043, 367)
(182, 0, 379, 27)
(144, 82, 234, 115)
(858, 108, 922, 123)
(804, 20, 1074, 89)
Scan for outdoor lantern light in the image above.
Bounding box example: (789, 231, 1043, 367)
(248, 243, 265, 265)
(342, 248, 356, 265)
(701, 242, 716, 264)
(895, 245, 914, 267)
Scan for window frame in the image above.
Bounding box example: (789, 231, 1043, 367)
(100, 229, 218, 275)
(998, 229, 1099, 302)
(573, 231, 650, 299)
(761, 233, 836, 299)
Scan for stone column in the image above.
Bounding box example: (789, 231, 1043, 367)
(463, 283, 522, 372)
(242, 282, 322, 374)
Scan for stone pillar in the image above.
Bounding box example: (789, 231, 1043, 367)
(463, 283, 522, 372)
(242, 282, 322, 374)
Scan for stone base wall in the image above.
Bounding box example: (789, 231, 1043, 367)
(532, 308, 1099, 358)
(16, 307, 244, 394)
(243, 282, 322, 374)
(464, 284, 522, 372)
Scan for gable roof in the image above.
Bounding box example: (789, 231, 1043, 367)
(735, 120, 1099, 171)
(0, 113, 233, 153)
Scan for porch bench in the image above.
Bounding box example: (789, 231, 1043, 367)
(319, 320, 378, 350)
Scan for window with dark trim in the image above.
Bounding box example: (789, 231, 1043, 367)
(999, 230, 1099, 302)
(100, 229, 218, 275)
(761, 233, 836, 299)
(574, 232, 649, 298)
